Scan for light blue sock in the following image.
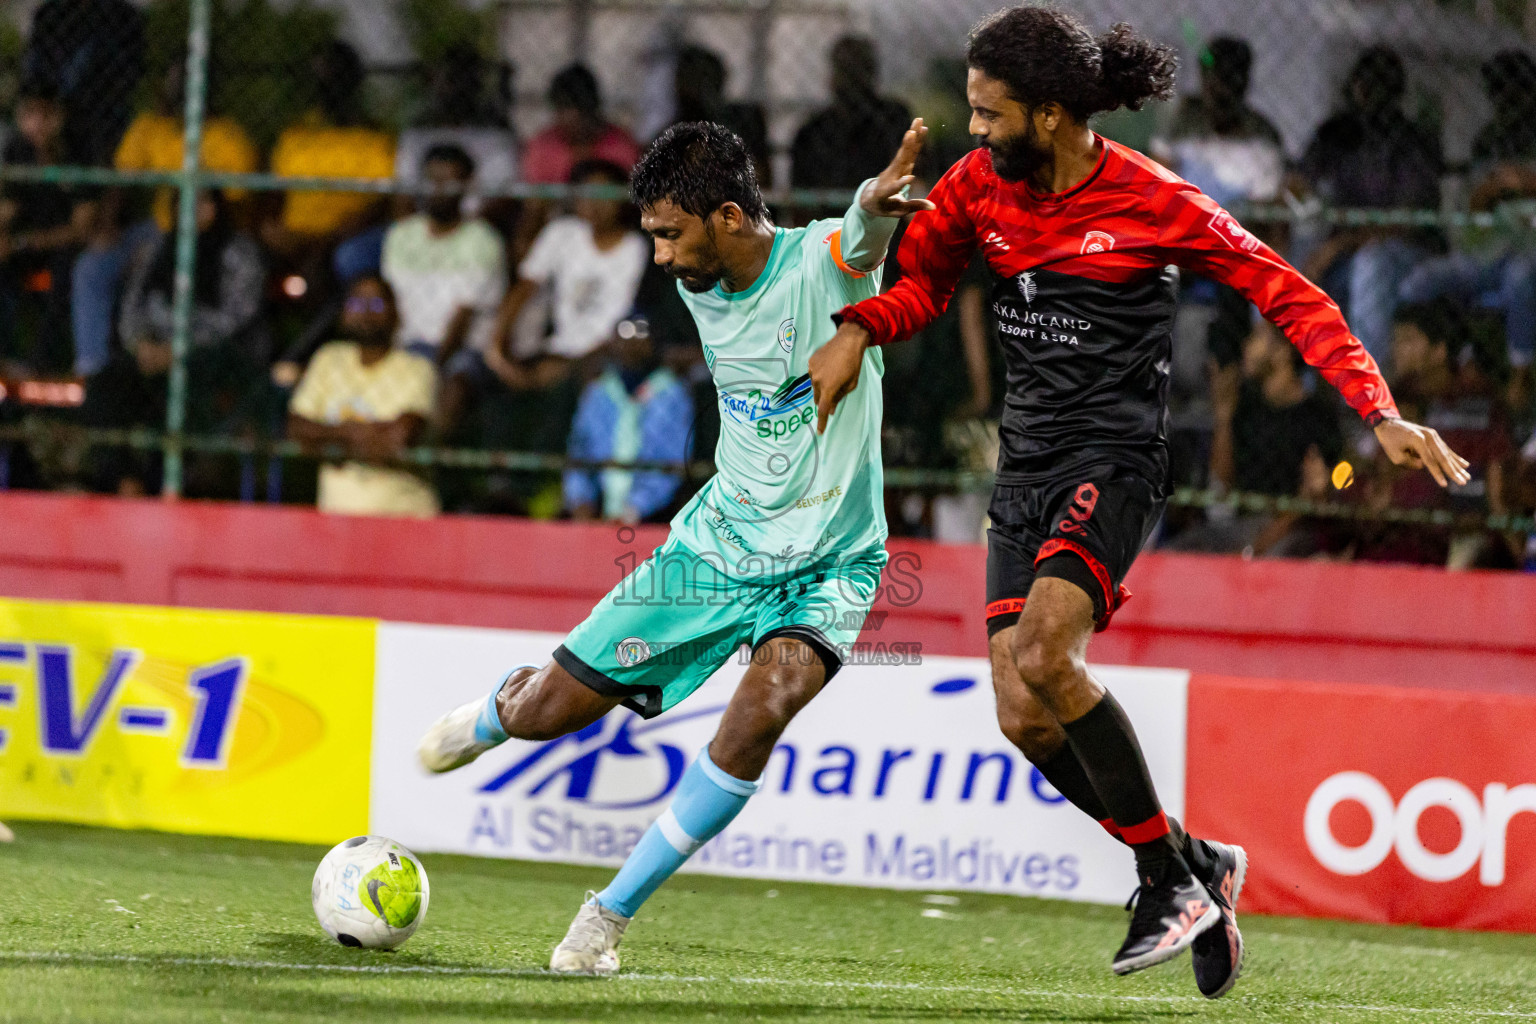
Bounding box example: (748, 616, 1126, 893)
(595, 747, 759, 917)
(473, 666, 534, 744)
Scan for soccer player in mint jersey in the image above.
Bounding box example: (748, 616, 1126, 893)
(810, 6, 1470, 996)
(416, 120, 934, 974)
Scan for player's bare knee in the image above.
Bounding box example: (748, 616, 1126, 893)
(753, 665, 820, 733)
(1011, 626, 1080, 704)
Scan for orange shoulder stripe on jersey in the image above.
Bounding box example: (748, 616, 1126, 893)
(827, 229, 868, 279)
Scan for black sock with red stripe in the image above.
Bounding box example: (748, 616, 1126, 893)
(1033, 745, 1118, 838)
(1034, 744, 1213, 875)
(1060, 691, 1187, 884)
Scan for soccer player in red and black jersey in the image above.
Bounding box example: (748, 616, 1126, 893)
(811, 5, 1470, 996)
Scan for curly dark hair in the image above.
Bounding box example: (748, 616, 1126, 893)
(967, 5, 1177, 121)
(630, 121, 769, 223)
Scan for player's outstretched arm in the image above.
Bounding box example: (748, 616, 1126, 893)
(860, 119, 938, 219)
(1374, 417, 1471, 488)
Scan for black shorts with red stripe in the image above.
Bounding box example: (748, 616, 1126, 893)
(985, 464, 1165, 637)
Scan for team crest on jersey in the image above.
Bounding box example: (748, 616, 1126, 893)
(1208, 209, 1261, 253)
(778, 317, 796, 353)
(1016, 271, 1037, 303)
(1080, 230, 1116, 255)
(615, 636, 652, 667)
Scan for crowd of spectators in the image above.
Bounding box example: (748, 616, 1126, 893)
(0, 0, 1534, 571)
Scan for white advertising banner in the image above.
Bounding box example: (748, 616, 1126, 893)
(371, 622, 1189, 906)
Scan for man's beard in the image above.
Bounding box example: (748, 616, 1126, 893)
(672, 270, 718, 294)
(986, 125, 1048, 183)
(667, 237, 725, 293)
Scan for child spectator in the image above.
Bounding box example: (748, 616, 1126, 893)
(563, 314, 693, 523)
(288, 276, 438, 518)
(381, 144, 506, 434)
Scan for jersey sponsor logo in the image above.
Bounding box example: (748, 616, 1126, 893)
(1080, 230, 1116, 255)
(614, 637, 652, 667)
(719, 373, 814, 435)
(983, 230, 1011, 252)
(778, 318, 796, 353)
(1208, 209, 1260, 252)
(1016, 272, 1037, 304)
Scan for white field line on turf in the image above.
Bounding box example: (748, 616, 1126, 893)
(1, 950, 1533, 1019)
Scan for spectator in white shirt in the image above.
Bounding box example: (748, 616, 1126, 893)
(486, 159, 648, 394)
(381, 143, 507, 434)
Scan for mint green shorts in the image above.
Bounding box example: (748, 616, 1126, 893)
(554, 533, 885, 718)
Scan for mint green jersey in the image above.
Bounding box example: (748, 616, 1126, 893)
(671, 196, 895, 574)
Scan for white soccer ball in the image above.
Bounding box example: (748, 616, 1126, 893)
(311, 835, 430, 949)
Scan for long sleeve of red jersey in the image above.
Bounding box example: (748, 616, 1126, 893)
(835, 158, 978, 345)
(1155, 186, 1399, 424)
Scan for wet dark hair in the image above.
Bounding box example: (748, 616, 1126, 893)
(422, 142, 475, 180)
(966, 6, 1177, 121)
(630, 121, 768, 224)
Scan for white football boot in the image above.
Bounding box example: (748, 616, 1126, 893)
(0, 820, 12, 842)
(550, 892, 631, 975)
(416, 670, 528, 773)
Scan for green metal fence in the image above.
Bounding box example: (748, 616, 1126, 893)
(1, 0, 1534, 564)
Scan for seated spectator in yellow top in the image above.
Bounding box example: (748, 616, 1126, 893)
(288, 275, 439, 518)
(114, 54, 258, 232)
(262, 41, 396, 288)
(71, 55, 257, 377)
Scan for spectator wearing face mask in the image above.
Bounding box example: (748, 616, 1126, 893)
(380, 144, 507, 435)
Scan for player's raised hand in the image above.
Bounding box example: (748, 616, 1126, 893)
(860, 118, 938, 219)
(811, 322, 871, 434)
(1374, 416, 1472, 488)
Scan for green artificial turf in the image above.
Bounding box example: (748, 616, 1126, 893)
(2, 821, 1534, 1023)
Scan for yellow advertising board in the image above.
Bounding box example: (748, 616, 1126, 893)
(0, 598, 374, 843)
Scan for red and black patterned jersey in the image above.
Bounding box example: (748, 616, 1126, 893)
(837, 139, 1398, 483)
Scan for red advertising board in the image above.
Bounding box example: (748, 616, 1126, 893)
(1185, 674, 1536, 932)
